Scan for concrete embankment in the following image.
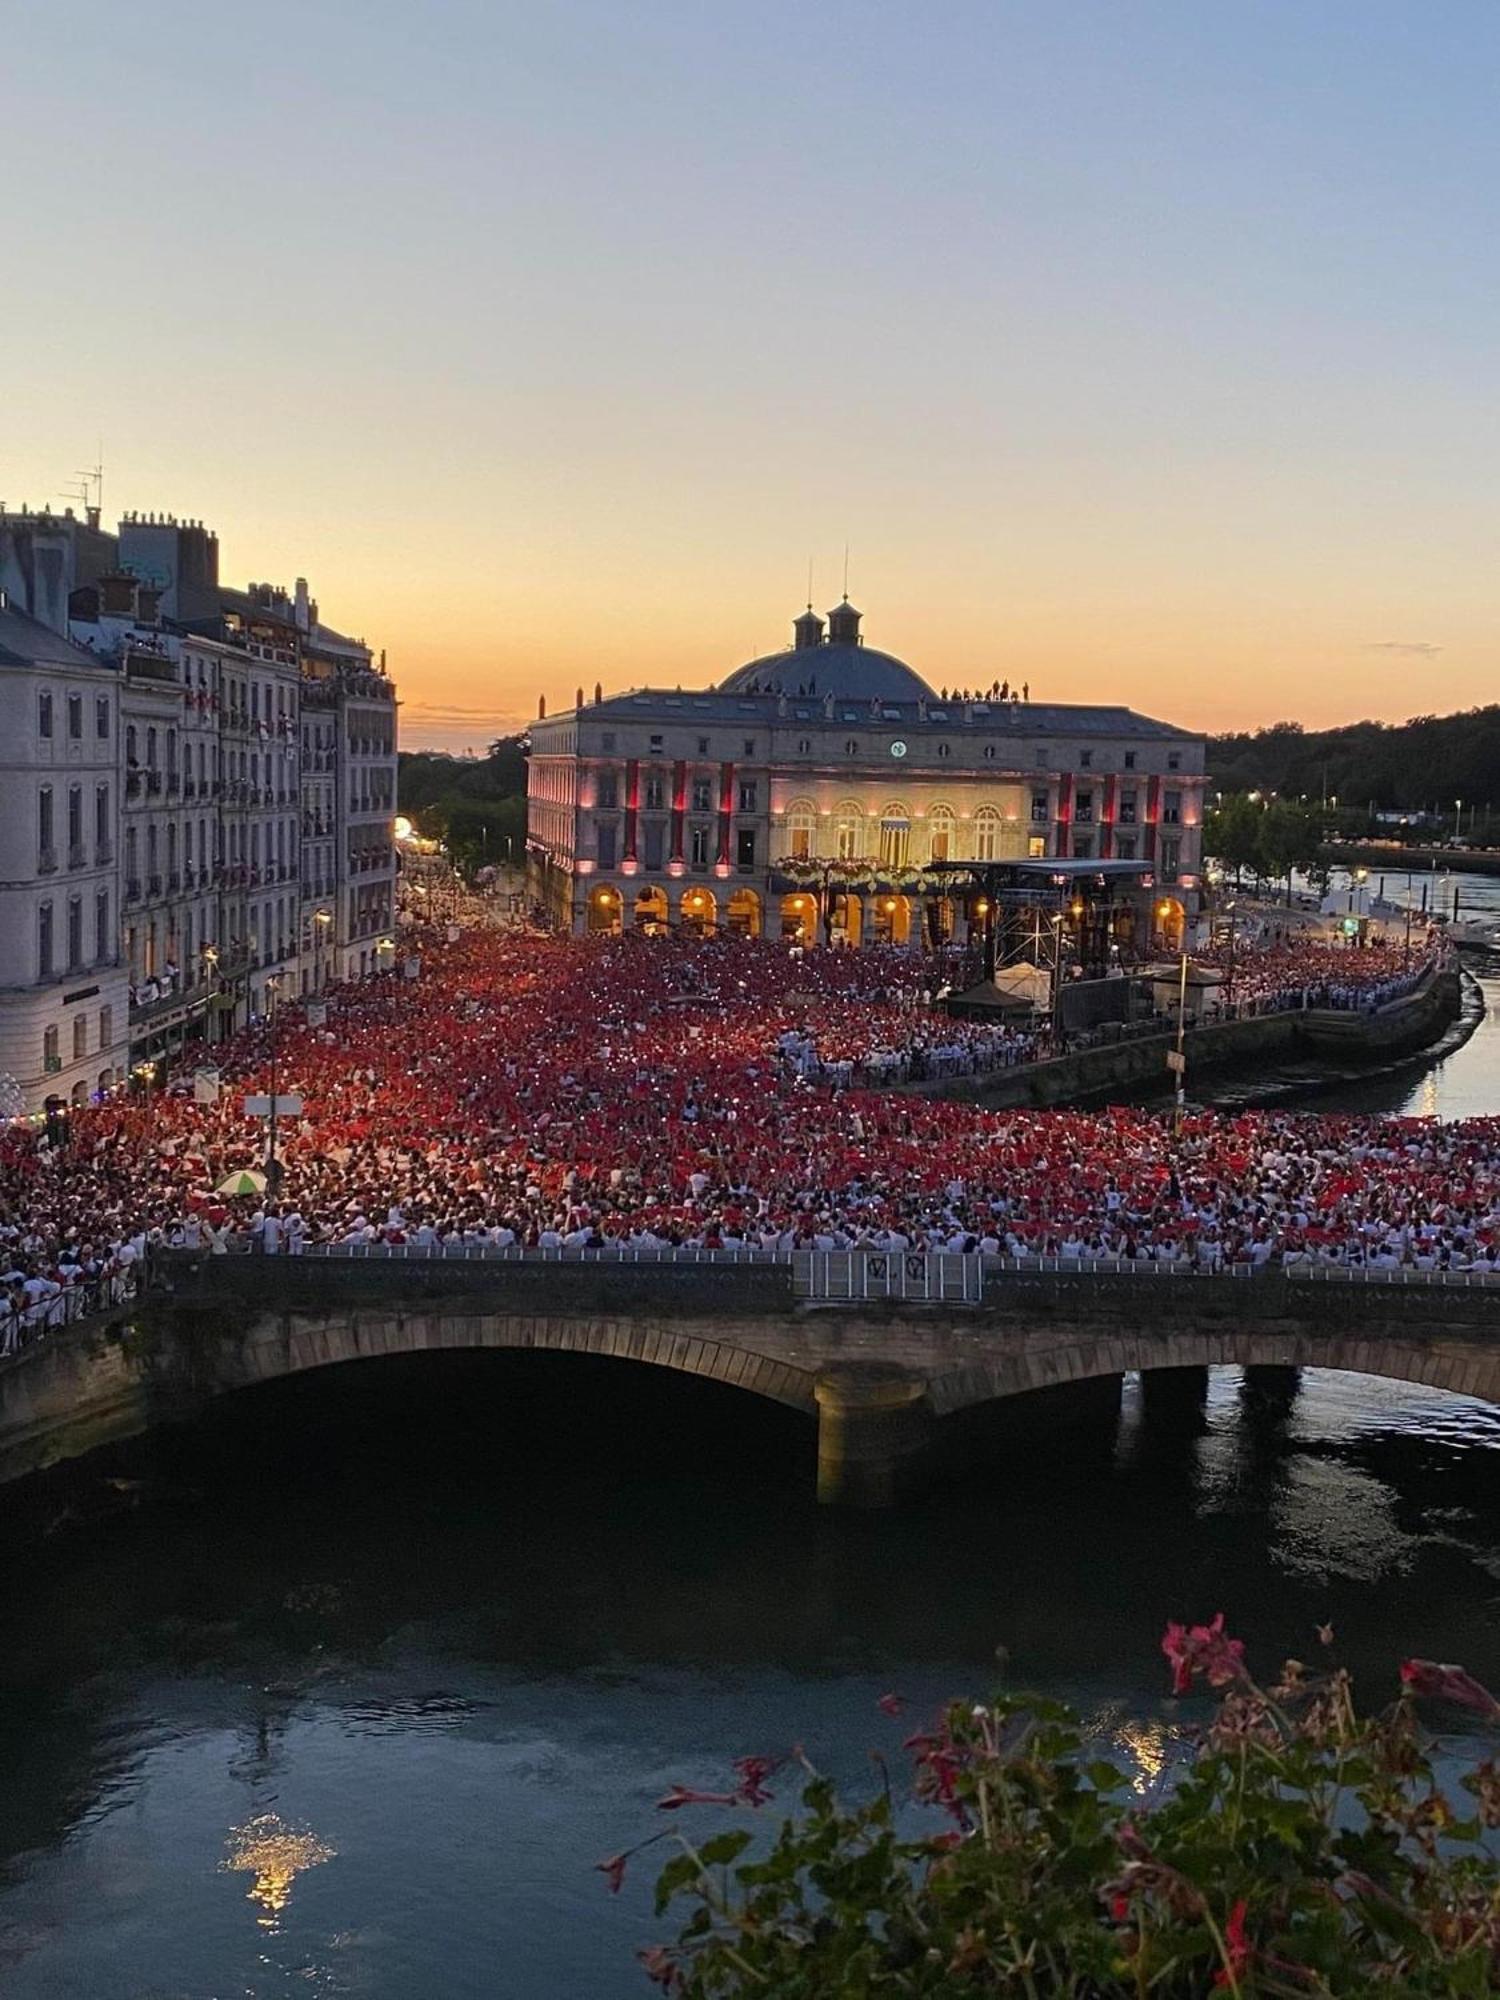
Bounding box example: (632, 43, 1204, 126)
(917, 964, 1463, 1110)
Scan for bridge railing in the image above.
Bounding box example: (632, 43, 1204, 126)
(153, 1242, 1500, 1298)
(289, 1240, 784, 1266)
(1284, 1264, 1500, 1289)
(0, 1268, 141, 1361)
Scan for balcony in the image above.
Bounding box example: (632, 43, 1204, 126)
(125, 772, 142, 800)
(68, 843, 88, 871)
(126, 877, 142, 903)
(96, 839, 113, 864)
(146, 771, 163, 795)
(37, 846, 57, 875)
(166, 772, 180, 793)
(148, 873, 163, 897)
(168, 871, 182, 893)
(129, 984, 210, 1029)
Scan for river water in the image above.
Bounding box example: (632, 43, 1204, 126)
(4, 885, 1500, 1999)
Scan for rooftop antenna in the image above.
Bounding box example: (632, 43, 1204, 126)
(806, 554, 814, 610)
(842, 541, 850, 601)
(75, 447, 103, 529)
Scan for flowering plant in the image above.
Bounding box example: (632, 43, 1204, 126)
(610, 1622, 1500, 1994)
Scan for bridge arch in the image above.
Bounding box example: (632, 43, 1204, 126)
(227, 1309, 819, 1415)
(926, 1329, 1500, 1418)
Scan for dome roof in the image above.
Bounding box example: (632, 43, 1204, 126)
(721, 605, 934, 703)
(720, 644, 935, 702)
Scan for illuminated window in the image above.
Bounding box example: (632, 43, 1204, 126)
(878, 805, 910, 868)
(786, 799, 816, 860)
(927, 805, 955, 863)
(834, 801, 863, 860)
(973, 805, 1001, 862)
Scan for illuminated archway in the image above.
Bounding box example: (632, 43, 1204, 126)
(780, 892, 818, 944)
(871, 894, 912, 946)
(1153, 896, 1186, 952)
(587, 884, 623, 934)
(831, 893, 863, 947)
(680, 886, 717, 935)
(633, 886, 669, 935)
(726, 888, 762, 937)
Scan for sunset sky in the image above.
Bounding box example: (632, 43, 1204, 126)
(10, 2, 1498, 751)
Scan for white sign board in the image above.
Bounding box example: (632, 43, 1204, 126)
(1165, 1051, 1186, 1075)
(242, 1093, 305, 1119)
(193, 1068, 222, 1105)
(305, 1002, 327, 1028)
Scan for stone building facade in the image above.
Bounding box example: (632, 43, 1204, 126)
(0, 505, 398, 1110)
(0, 601, 129, 1109)
(527, 602, 1206, 953)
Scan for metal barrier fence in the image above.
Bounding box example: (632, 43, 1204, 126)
(794, 1250, 984, 1305)
(0, 1268, 140, 1360)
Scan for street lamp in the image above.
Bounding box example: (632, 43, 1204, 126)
(133, 1058, 159, 1140)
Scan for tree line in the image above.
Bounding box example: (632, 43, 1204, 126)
(1209, 707, 1500, 831)
(397, 736, 528, 878)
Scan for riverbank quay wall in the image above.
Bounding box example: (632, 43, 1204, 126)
(918, 964, 1463, 1110)
(1320, 843, 1500, 881)
(5, 1253, 1500, 1505)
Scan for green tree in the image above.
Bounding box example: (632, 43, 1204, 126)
(1202, 793, 1263, 882)
(1256, 799, 1322, 901)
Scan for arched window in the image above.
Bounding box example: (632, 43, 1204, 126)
(834, 801, 864, 860)
(878, 804, 911, 869)
(973, 805, 1002, 862)
(926, 804, 956, 863)
(786, 798, 817, 860)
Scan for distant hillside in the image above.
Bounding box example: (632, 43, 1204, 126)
(1208, 708, 1500, 816)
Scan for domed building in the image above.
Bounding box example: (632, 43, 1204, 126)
(526, 601, 1205, 958)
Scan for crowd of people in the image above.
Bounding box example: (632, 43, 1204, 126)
(1196, 935, 1441, 1016)
(0, 921, 1487, 1351)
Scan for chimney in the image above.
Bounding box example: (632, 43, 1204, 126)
(576, 685, 584, 711)
(538, 694, 547, 719)
(594, 682, 603, 704)
(294, 577, 311, 632)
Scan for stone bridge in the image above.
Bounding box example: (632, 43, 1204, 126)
(4, 1254, 1500, 1503)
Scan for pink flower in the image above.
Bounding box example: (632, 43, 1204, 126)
(655, 1784, 739, 1811)
(1399, 1660, 1500, 1717)
(1162, 1614, 1246, 1695)
(1213, 1898, 1251, 1988)
(877, 1691, 907, 1717)
(595, 1851, 628, 1894)
(731, 1753, 782, 1806)
(637, 1944, 682, 1991)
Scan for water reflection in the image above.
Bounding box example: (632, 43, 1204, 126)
(222, 1814, 336, 1929)
(0, 1343, 1497, 1997)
